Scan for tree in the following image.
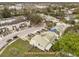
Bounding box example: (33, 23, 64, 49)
(52, 31, 79, 56)
(23, 9, 31, 16)
(1, 7, 11, 18)
(67, 20, 75, 25)
(47, 5, 53, 12)
(73, 7, 79, 14)
(27, 14, 43, 25)
(46, 21, 53, 29)
(10, 8, 18, 16)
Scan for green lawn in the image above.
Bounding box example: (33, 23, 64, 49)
(52, 31, 79, 56)
(0, 39, 32, 57)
